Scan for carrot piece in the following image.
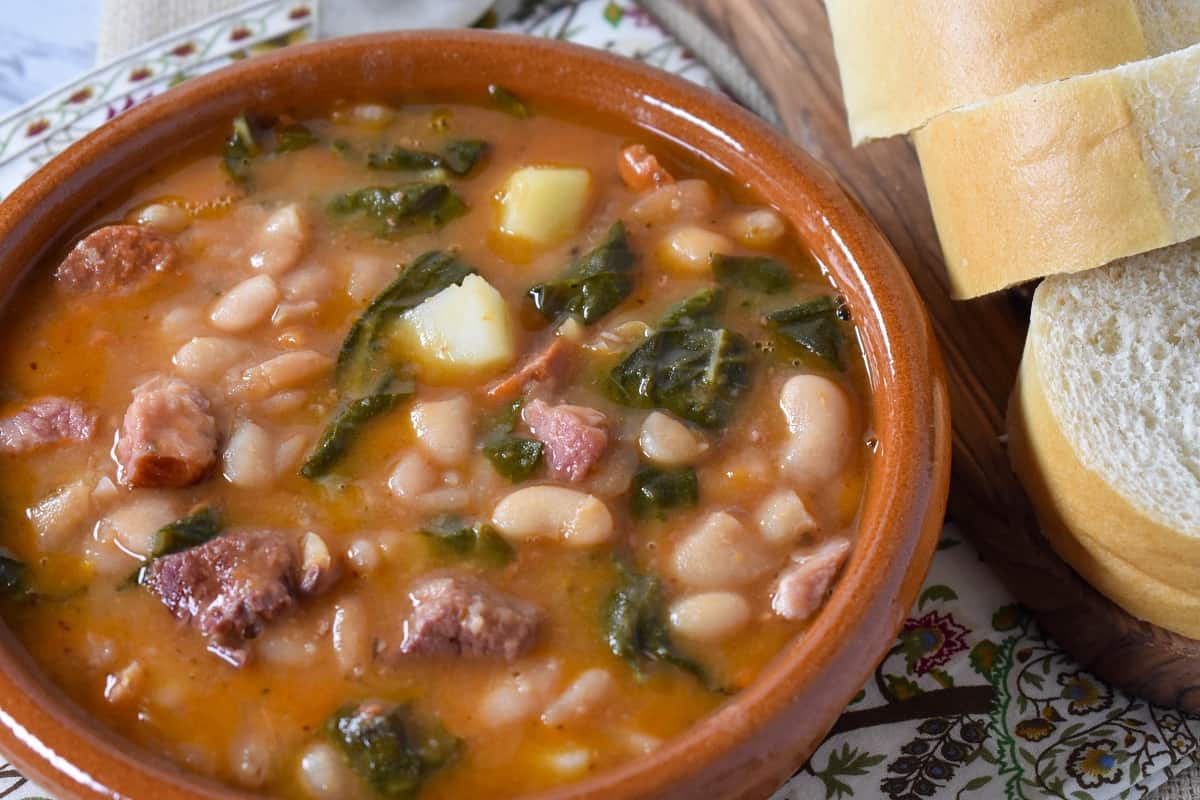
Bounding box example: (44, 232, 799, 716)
(618, 144, 674, 192)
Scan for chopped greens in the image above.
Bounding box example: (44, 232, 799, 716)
(765, 295, 845, 369)
(480, 399, 543, 482)
(336, 251, 476, 398)
(274, 122, 319, 153)
(602, 560, 707, 684)
(300, 382, 414, 480)
(487, 84, 529, 119)
(329, 182, 467, 240)
(149, 506, 223, 559)
(367, 140, 488, 177)
(418, 515, 514, 567)
(527, 221, 636, 325)
(0, 553, 26, 594)
(630, 464, 698, 520)
(659, 288, 723, 330)
(327, 701, 461, 800)
(221, 114, 262, 185)
(609, 326, 752, 429)
(711, 254, 792, 294)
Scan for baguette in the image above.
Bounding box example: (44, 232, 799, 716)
(1007, 240, 1200, 637)
(914, 42, 1200, 298)
(827, 0, 1200, 143)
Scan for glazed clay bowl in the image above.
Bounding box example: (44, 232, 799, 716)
(0, 31, 950, 800)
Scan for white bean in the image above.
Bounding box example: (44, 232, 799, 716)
(240, 350, 331, 397)
(210, 274, 279, 332)
(669, 592, 752, 641)
(657, 226, 732, 276)
(136, 203, 190, 233)
(103, 661, 144, 704)
(347, 256, 395, 302)
(347, 539, 381, 573)
(331, 597, 369, 677)
(250, 203, 309, 275)
(223, 421, 275, 489)
(257, 627, 318, 667)
(275, 433, 309, 473)
(628, 179, 716, 226)
(281, 264, 335, 302)
(492, 486, 614, 546)
(583, 443, 639, 498)
(546, 749, 593, 777)
(638, 411, 708, 466)
(541, 669, 615, 726)
(481, 659, 561, 727)
(410, 395, 473, 466)
(298, 742, 357, 799)
(83, 523, 137, 577)
(259, 390, 311, 416)
(672, 511, 774, 589)
(387, 451, 437, 499)
(272, 300, 319, 326)
(779, 375, 855, 490)
(27, 481, 92, 548)
(160, 306, 205, 339)
(728, 208, 786, 249)
(172, 336, 248, 381)
(91, 476, 119, 507)
(229, 724, 274, 789)
(756, 489, 818, 545)
(99, 494, 179, 559)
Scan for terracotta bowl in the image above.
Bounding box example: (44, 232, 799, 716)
(0, 31, 950, 800)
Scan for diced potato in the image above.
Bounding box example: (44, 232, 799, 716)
(498, 166, 592, 246)
(395, 274, 516, 380)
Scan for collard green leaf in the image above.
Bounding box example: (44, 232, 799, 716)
(630, 464, 698, 520)
(274, 122, 319, 153)
(711, 254, 792, 294)
(327, 701, 460, 800)
(366, 140, 488, 177)
(300, 383, 414, 479)
(150, 506, 223, 559)
(0, 553, 26, 594)
(480, 399, 543, 482)
(336, 251, 476, 398)
(329, 182, 467, 240)
(659, 288, 722, 330)
(221, 114, 262, 185)
(764, 295, 844, 369)
(602, 561, 707, 684)
(527, 221, 636, 325)
(609, 327, 752, 429)
(418, 515, 514, 567)
(487, 84, 529, 119)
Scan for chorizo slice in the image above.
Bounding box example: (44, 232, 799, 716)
(0, 397, 94, 453)
(55, 224, 178, 295)
(115, 376, 217, 488)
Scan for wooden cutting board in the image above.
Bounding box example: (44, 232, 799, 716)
(677, 0, 1200, 711)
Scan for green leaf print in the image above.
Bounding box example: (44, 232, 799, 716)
(991, 603, 1022, 631)
(969, 640, 1000, 679)
(918, 584, 958, 610)
(810, 743, 886, 800)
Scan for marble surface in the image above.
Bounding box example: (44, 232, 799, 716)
(0, 2, 100, 114)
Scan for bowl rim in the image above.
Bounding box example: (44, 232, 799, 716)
(0, 30, 950, 800)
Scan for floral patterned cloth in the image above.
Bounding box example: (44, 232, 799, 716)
(0, 2, 1194, 799)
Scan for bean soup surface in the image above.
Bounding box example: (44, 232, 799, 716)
(0, 95, 870, 798)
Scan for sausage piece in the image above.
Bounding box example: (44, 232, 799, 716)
(484, 338, 572, 402)
(770, 538, 851, 621)
(115, 376, 217, 488)
(0, 397, 94, 453)
(618, 144, 674, 192)
(55, 224, 178, 295)
(399, 574, 542, 661)
(521, 399, 609, 482)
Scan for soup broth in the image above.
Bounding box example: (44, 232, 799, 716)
(0, 96, 870, 798)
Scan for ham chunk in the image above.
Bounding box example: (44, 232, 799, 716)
(145, 529, 317, 665)
(115, 376, 217, 488)
(521, 399, 608, 481)
(55, 224, 178, 295)
(484, 338, 572, 402)
(771, 538, 851, 621)
(399, 574, 542, 662)
(618, 144, 674, 192)
(0, 397, 94, 453)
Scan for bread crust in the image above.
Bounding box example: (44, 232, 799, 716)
(827, 0, 1185, 143)
(1008, 341, 1200, 638)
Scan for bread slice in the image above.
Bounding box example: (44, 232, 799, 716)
(1008, 239, 1200, 636)
(913, 42, 1200, 298)
(827, 0, 1200, 143)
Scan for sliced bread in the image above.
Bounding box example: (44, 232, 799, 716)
(913, 42, 1200, 298)
(1008, 239, 1200, 636)
(827, 0, 1200, 144)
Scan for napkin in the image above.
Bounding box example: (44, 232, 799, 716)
(0, 2, 1197, 799)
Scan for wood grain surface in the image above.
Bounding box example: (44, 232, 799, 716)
(675, 0, 1200, 711)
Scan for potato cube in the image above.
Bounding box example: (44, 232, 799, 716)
(396, 274, 516, 380)
(498, 166, 592, 246)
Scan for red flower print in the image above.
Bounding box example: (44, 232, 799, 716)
(170, 42, 196, 57)
(129, 66, 152, 82)
(24, 119, 49, 137)
(67, 88, 93, 104)
(899, 611, 970, 675)
(229, 27, 252, 41)
(288, 5, 311, 19)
